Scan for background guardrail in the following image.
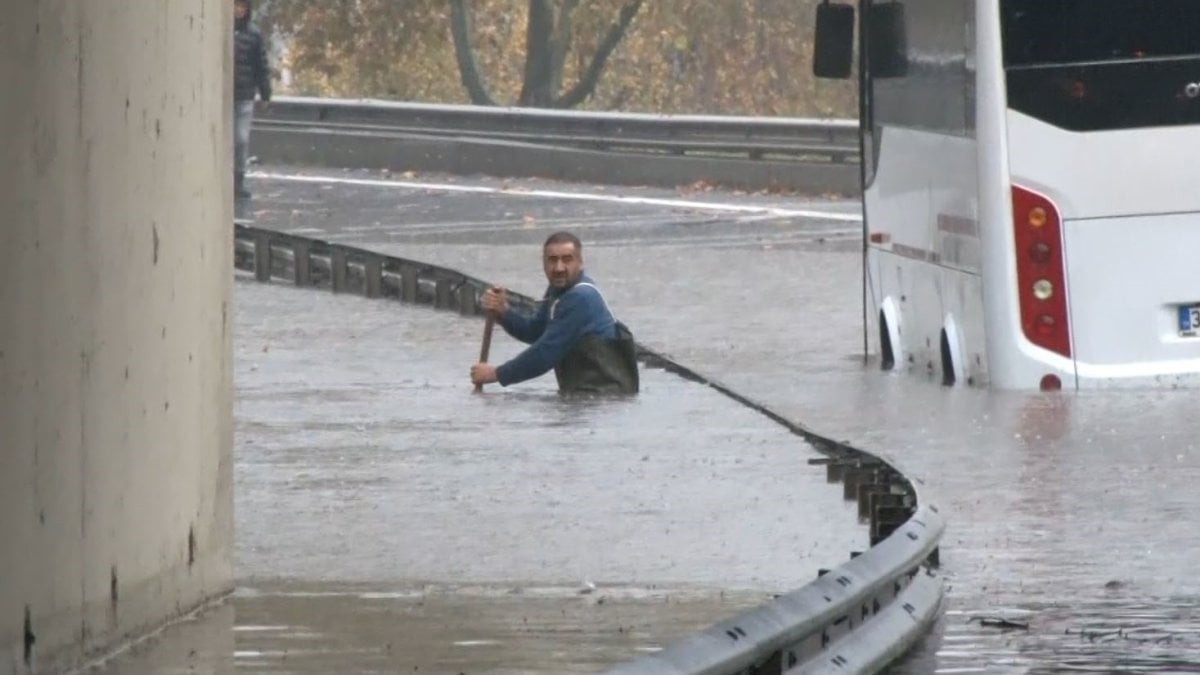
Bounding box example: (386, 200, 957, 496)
(253, 96, 863, 194)
(233, 223, 944, 674)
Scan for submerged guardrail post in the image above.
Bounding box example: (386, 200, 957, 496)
(254, 232, 271, 282)
(858, 479, 886, 520)
(293, 240, 311, 286)
(435, 279, 453, 309)
(842, 466, 872, 501)
(872, 505, 912, 545)
(331, 248, 348, 293)
(826, 461, 845, 483)
(401, 267, 418, 302)
(364, 256, 383, 298)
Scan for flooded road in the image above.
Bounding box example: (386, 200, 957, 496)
(232, 280, 862, 590)
(233, 166, 1200, 673)
(97, 258, 865, 673)
(99, 581, 780, 674)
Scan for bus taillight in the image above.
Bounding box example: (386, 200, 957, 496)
(1012, 185, 1071, 358)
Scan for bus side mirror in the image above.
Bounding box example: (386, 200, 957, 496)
(868, 3, 908, 78)
(813, 2, 855, 79)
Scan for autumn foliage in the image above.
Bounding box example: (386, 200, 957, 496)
(260, 0, 857, 118)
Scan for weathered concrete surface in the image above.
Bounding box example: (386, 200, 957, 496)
(0, 2, 233, 672)
(236, 167, 1200, 671)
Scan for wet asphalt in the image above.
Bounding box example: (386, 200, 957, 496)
(100, 166, 1200, 673)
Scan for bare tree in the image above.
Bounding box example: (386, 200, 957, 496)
(449, 0, 643, 108)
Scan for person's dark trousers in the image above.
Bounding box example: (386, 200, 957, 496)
(234, 100, 255, 199)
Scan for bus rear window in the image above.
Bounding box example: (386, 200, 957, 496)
(1003, 0, 1200, 130)
(1003, 0, 1200, 67)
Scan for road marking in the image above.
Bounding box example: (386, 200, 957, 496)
(252, 171, 863, 222)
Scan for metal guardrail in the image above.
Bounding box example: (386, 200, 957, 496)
(607, 503, 943, 675)
(259, 96, 861, 163)
(232, 223, 943, 674)
(251, 97, 863, 194)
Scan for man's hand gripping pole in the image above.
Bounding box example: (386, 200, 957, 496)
(473, 289, 499, 393)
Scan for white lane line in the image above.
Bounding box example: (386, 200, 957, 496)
(595, 234, 861, 250)
(252, 171, 863, 222)
(365, 213, 653, 235)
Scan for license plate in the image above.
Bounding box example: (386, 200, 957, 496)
(1179, 304, 1200, 336)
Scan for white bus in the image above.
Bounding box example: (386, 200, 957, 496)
(813, 0, 1200, 390)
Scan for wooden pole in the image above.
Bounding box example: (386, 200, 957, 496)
(474, 312, 496, 393)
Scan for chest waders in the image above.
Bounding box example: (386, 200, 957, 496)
(551, 284, 640, 394)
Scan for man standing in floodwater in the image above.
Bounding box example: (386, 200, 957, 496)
(470, 232, 639, 394)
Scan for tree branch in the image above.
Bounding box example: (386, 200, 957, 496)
(554, 0, 643, 109)
(548, 0, 581, 97)
(448, 0, 498, 106)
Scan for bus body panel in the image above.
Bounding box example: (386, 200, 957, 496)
(1007, 111, 1200, 220)
(1007, 112, 1200, 386)
(866, 127, 981, 273)
(868, 248, 988, 384)
(1063, 213, 1200, 385)
(865, 125, 984, 383)
(861, 0, 983, 385)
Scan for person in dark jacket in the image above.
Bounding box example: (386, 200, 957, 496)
(470, 232, 639, 394)
(234, 0, 272, 200)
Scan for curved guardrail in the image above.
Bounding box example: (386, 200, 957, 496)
(252, 97, 862, 194)
(606, 504, 943, 674)
(232, 223, 943, 674)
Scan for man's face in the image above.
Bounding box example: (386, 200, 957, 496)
(234, 2, 249, 20)
(543, 241, 583, 288)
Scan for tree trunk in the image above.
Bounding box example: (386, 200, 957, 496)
(451, 0, 642, 110)
(518, 0, 557, 106)
(448, 0, 498, 106)
(554, 0, 643, 109)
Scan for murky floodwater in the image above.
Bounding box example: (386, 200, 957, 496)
(233, 278, 863, 589)
(95, 581, 778, 674)
(90, 270, 865, 673)
(238, 167, 1200, 673)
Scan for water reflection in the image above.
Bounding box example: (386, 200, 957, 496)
(95, 581, 780, 674)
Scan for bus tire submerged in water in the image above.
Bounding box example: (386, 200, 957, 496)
(940, 328, 956, 386)
(880, 309, 895, 371)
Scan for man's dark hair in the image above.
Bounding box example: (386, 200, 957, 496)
(543, 231, 582, 255)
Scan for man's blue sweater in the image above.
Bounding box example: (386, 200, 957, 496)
(495, 273, 617, 387)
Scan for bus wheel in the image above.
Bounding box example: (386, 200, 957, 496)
(879, 310, 895, 371)
(940, 329, 956, 386)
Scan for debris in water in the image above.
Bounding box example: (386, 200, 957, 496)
(968, 616, 1029, 631)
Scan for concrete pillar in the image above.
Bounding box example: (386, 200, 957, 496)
(0, 2, 233, 672)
